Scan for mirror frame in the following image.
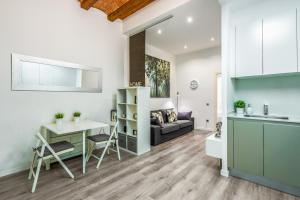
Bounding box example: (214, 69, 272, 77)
(11, 53, 102, 93)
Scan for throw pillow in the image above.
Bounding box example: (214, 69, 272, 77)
(160, 110, 168, 123)
(151, 112, 164, 127)
(177, 111, 192, 120)
(167, 110, 177, 123)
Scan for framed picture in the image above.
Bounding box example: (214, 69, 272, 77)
(145, 55, 170, 98)
(111, 110, 117, 122)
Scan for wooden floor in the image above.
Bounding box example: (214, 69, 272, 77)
(0, 130, 299, 200)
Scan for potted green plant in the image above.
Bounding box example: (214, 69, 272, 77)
(55, 113, 64, 126)
(234, 100, 246, 115)
(73, 112, 81, 123)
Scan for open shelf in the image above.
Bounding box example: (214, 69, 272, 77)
(126, 89, 137, 104)
(116, 87, 150, 155)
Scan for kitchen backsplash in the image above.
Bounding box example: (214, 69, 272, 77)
(234, 74, 300, 117)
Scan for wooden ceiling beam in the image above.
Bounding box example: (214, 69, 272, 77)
(107, 0, 154, 21)
(80, 0, 98, 10)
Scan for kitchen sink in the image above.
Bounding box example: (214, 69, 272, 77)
(244, 114, 289, 120)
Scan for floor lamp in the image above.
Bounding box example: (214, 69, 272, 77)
(176, 92, 179, 112)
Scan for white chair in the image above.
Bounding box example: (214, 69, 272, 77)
(28, 132, 75, 193)
(86, 122, 121, 169)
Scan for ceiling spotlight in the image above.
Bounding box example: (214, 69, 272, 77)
(187, 16, 193, 23)
(157, 29, 162, 34)
(210, 37, 215, 41)
(184, 45, 188, 49)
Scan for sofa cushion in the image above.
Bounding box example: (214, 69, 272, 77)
(160, 110, 169, 123)
(151, 112, 164, 127)
(167, 110, 177, 123)
(160, 123, 180, 134)
(175, 120, 193, 128)
(177, 111, 192, 120)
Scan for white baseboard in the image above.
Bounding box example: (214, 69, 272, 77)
(0, 163, 28, 178)
(196, 127, 215, 132)
(220, 169, 229, 177)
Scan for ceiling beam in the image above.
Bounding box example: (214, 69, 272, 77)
(108, 0, 154, 21)
(80, 0, 98, 10)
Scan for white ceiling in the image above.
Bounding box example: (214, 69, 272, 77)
(146, 0, 221, 55)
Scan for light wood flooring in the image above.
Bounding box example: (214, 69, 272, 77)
(0, 130, 299, 200)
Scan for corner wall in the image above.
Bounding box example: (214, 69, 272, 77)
(176, 47, 221, 130)
(0, 0, 124, 176)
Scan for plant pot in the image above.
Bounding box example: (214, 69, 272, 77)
(236, 108, 244, 115)
(74, 117, 80, 124)
(56, 118, 63, 126)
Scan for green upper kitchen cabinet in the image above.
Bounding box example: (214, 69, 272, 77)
(235, 19, 263, 77)
(233, 120, 263, 176)
(263, 9, 298, 75)
(233, 9, 298, 77)
(298, 8, 300, 68)
(264, 123, 300, 188)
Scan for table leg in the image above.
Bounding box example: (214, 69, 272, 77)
(83, 130, 86, 174)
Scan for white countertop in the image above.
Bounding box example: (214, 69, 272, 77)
(227, 113, 300, 124)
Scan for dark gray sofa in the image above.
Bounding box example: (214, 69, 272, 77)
(151, 112, 194, 146)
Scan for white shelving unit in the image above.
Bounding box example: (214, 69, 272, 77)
(116, 87, 150, 155)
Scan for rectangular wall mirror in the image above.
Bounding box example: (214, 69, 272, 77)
(12, 53, 102, 93)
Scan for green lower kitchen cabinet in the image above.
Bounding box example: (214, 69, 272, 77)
(264, 123, 300, 188)
(233, 120, 264, 176)
(227, 119, 234, 168)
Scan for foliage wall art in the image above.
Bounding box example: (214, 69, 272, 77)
(145, 55, 170, 98)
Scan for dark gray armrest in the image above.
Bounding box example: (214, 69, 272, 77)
(191, 117, 195, 130)
(151, 125, 161, 146)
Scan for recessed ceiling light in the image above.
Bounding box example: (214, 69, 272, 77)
(184, 45, 188, 49)
(157, 29, 162, 34)
(187, 17, 193, 23)
(210, 37, 215, 41)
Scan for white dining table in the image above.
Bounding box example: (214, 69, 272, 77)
(43, 120, 109, 174)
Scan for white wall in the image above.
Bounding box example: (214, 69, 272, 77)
(176, 47, 221, 130)
(0, 0, 124, 176)
(146, 44, 177, 110)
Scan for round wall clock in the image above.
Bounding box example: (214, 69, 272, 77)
(190, 80, 198, 90)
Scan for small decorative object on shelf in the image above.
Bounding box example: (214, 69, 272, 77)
(234, 100, 246, 115)
(133, 130, 137, 136)
(55, 113, 64, 126)
(215, 122, 222, 138)
(133, 113, 138, 120)
(73, 112, 81, 124)
(124, 126, 127, 133)
(111, 110, 117, 122)
(134, 96, 137, 104)
(129, 82, 143, 87)
(121, 114, 126, 118)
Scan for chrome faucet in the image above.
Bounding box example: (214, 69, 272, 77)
(263, 104, 269, 115)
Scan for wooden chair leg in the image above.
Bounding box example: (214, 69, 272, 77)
(28, 152, 37, 180)
(86, 141, 95, 162)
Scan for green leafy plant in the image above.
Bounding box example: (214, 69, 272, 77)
(55, 113, 64, 119)
(73, 112, 81, 117)
(234, 100, 246, 108)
